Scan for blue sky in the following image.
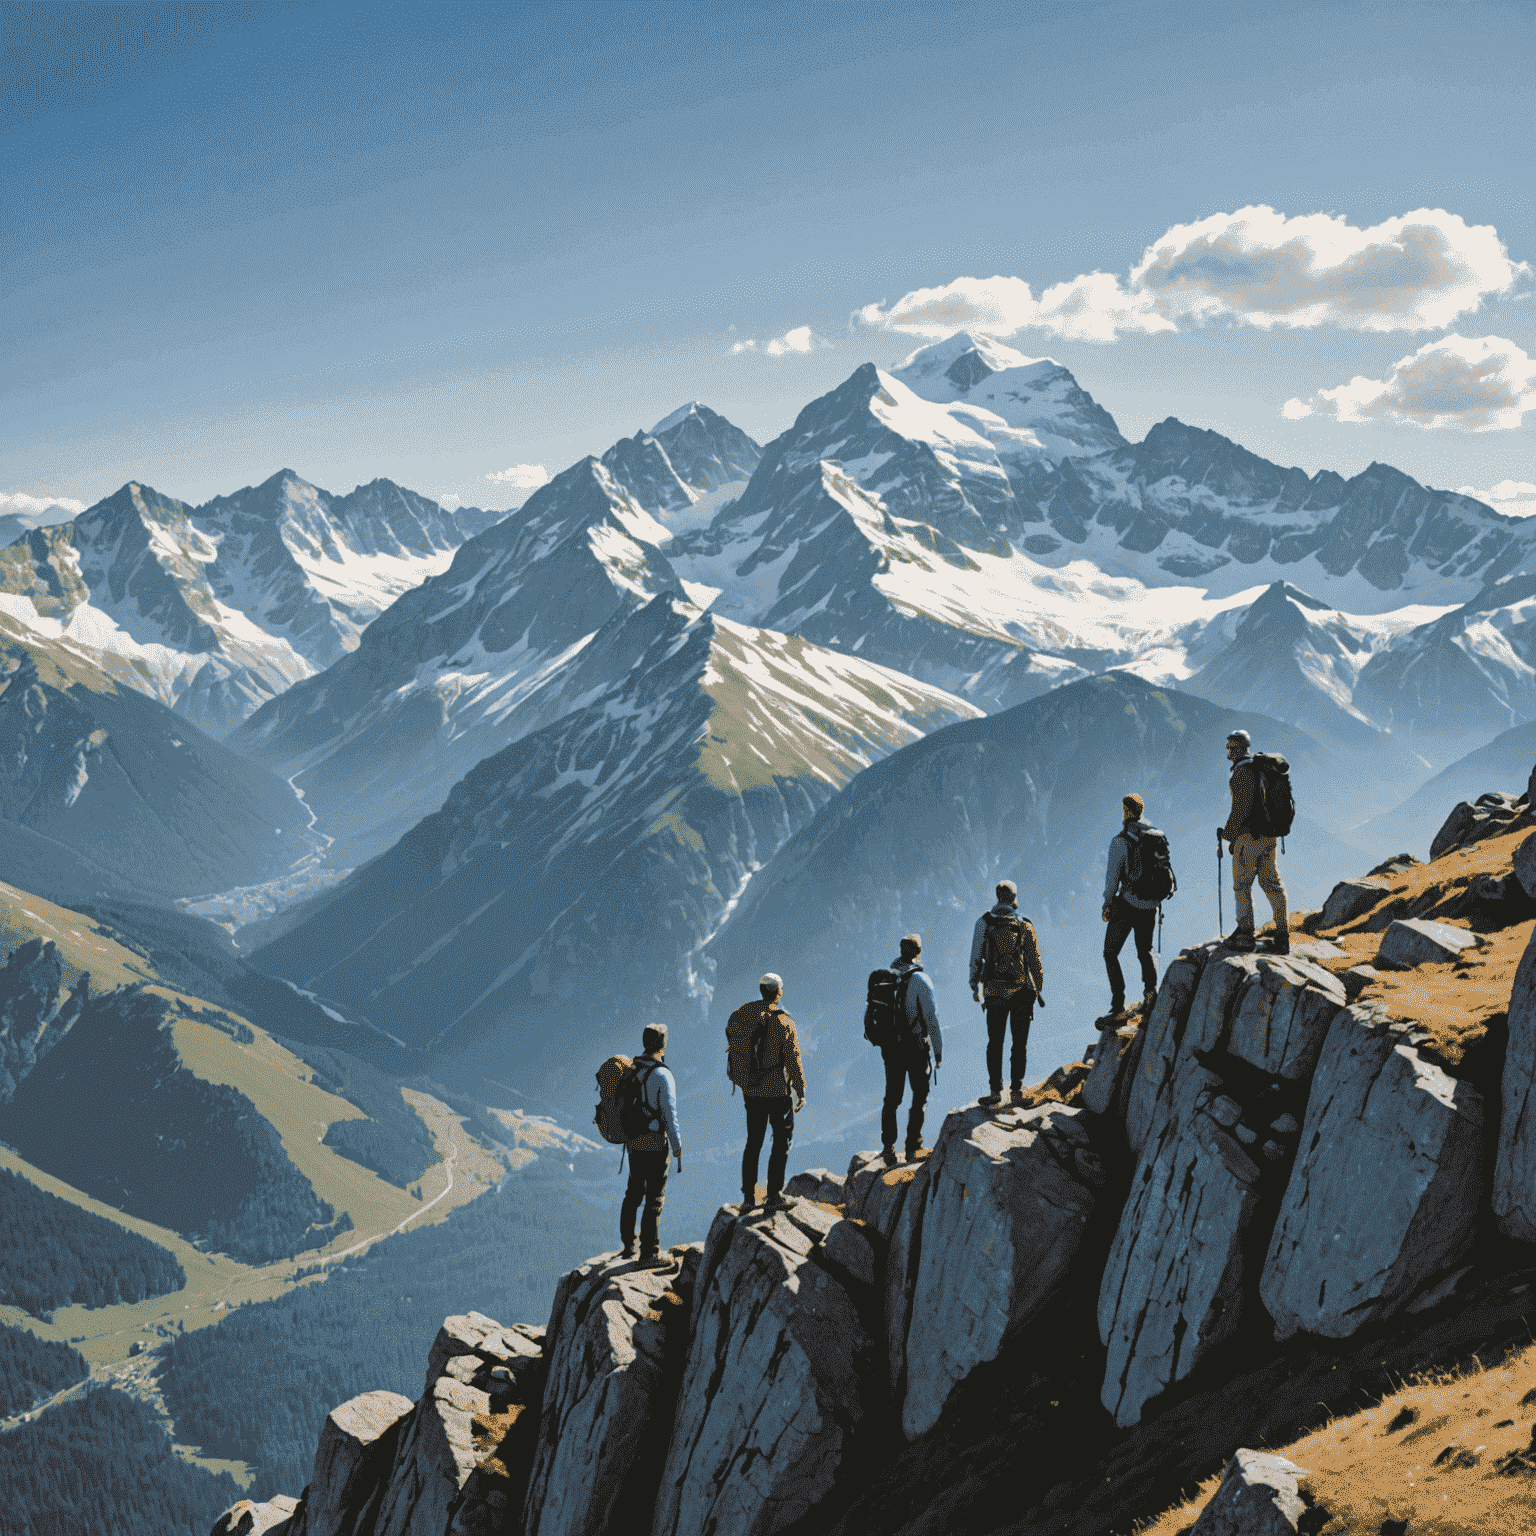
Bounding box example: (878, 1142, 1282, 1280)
(4, 0, 1533, 516)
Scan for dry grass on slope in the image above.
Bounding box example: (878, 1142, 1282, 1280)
(1136, 1337, 1536, 1535)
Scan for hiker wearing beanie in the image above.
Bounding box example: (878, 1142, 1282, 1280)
(1221, 729, 1289, 954)
(1102, 792, 1160, 1018)
(879, 934, 943, 1166)
(619, 1023, 682, 1268)
(725, 972, 805, 1212)
(968, 881, 1044, 1108)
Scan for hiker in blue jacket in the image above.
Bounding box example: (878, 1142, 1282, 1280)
(1102, 792, 1160, 1019)
(620, 1024, 682, 1268)
(883, 934, 944, 1166)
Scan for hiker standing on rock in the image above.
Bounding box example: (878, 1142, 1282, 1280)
(969, 881, 1044, 1108)
(619, 1024, 682, 1269)
(868, 934, 943, 1167)
(726, 972, 806, 1213)
(1221, 729, 1290, 955)
(1102, 792, 1173, 1018)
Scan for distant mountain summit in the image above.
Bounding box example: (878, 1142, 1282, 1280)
(0, 473, 504, 737)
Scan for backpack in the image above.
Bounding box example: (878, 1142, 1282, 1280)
(982, 912, 1033, 996)
(748, 1017, 776, 1079)
(593, 1054, 633, 1144)
(1125, 826, 1177, 903)
(1250, 753, 1296, 838)
(727, 1005, 782, 1088)
(864, 967, 920, 1049)
(616, 1060, 661, 1141)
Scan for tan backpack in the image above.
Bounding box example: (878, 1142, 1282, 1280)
(593, 1054, 633, 1144)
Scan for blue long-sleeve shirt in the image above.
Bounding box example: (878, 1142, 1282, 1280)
(891, 959, 943, 1065)
(631, 1055, 682, 1158)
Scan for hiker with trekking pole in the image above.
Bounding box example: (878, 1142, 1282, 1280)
(1102, 792, 1176, 1019)
(863, 933, 943, 1167)
(969, 881, 1044, 1109)
(725, 972, 806, 1213)
(1218, 729, 1294, 955)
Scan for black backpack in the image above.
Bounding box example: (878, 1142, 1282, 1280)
(616, 1061, 660, 1140)
(1125, 826, 1177, 903)
(748, 1011, 779, 1078)
(864, 968, 919, 1048)
(1250, 753, 1296, 838)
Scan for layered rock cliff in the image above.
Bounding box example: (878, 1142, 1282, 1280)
(215, 791, 1536, 1536)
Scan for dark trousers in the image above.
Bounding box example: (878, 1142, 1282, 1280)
(742, 1096, 794, 1198)
(881, 1045, 931, 1151)
(985, 993, 1034, 1092)
(1105, 900, 1158, 1004)
(620, 1149, 669, 1256)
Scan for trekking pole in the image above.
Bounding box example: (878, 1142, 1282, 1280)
(1215, 826, 1224, 938)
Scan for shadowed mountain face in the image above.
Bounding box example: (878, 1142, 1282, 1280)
(0, 612, 313, 899)
(0, 474, 505, 737)
(249, 592, 981, 1095)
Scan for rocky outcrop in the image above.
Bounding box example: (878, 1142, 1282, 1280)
(1493, 927, 1536, 1242)
(1189, 1449, 1310, 1535)
(1122, 944, 1221, 1155)
(783, 1168, 846, 1205)
(523, 1248, 700, 1536)
(652, 1200, 871, 1536)
(289, 1391, 413, 1536)
(1375, 917, 1485, 967)
(1262, 1003, 1485, 1339)
(214, 1497, 301, 1536)
(1224, 958, 1345, 1083)
(1512, 831, 1536, 902)
(1317, 877, 1389, 929)
(0, 938, 89, 1104)
(901, 1104, 1101, 1438)
(1081, 1021, 1141, 1119)
(1430, 792, 1532, 858)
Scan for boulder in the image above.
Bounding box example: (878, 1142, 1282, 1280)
(1123, 943, 1224, 1155)
(653, 1201, 870, 1536)
(212, 1498, 301, 1536)
(1375, 917, 1485, 968)
(821, 1220, 876, 1287)
(784, 1168, 844, 1205)
(1189, 1449, 1310, 1535)
(1099, 1107, 1262, 1427)
(1261, 1003, 1485, 1340)
(289, 1390, 414, 1536)
(371, 1374, 492, 1536)
(522, 1251, 692, 1536)
(1224, 958, 1345, 1082)
(883, 1162, 932, 1396)
(424, 1313, 545, 1398)
(843, 1150, 890, 1220)
(1494, 926, 1536, 1241)
(1430, 794, 1530, 859)
(1318, 877, 1390, 929)
(1513, 831, 1536, 903)
(1341, 965, 1379, 1001)
(1081, 1025, 1137, 1117)
(902, 1104, 1100, 1439)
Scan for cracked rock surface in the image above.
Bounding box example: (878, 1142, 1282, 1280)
(1223, 958, 1344, 1083)
(1189, 1449, 1310, 1535)
(1081, 1022, 1140, 1119)
(1496, 925, 1536, 1241)
(1376, 917, 1485, 967)
(652, 1199, 868, 1536)
(902, 1104, 1099, 1439)
(1123, 944, 1224, 1156)
(288, 1390, 414, 1536)
(213, 1497, 301, 1536)
(1262, 1003, 1485, 1340)
(523, 1250, 694, 1536)
(371, 1374, 490, 1536)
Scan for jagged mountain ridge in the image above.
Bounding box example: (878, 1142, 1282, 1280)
(0, 473, 505, 738)
(249, 592, 982, 1089)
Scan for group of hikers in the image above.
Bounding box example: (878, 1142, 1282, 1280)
(598, 729, 1293, 1266)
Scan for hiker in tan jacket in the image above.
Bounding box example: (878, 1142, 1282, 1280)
(725, 971, 806, 1213)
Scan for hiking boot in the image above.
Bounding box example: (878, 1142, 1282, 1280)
(764, 1192, 793, 1213)
(904, 1143, 925, 1162)
(880, 1146, 899, 1169)
(1265, 931, 1291, 956)
(620, 1243, 636, 1261)
(739, 1191, 757, 1213)
(637, 1253, 673, 1271)
(978, 1091, 1004, 1108)
(1009, 1086, 1028, 1106)
(1142, 988, 1158, 1012)
(1106, 1001, 1128, 1022)
(1225, 928, 1257, 953)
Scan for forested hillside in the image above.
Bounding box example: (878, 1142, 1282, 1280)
(0, 1167, 185, 1316)
(0, 1323, 88, 1418)
(157, 1159, 608, 1501)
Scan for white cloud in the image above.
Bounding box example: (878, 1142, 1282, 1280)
(857, 206, 1529, 343)
(1458, 479, 1536, 518)
(1283, 334, 1536, 431)
(731, 324, 824, 356)
(1, 490, 86, 516)
(486, 463, 549, 489)
(438, 492, 463, 510)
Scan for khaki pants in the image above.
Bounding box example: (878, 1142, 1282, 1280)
(1232, 832, 1288, 933)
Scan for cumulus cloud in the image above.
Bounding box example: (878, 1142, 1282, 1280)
(857, 206, 1528, 343)
(1, 490, 86, 516)
(1282, 334, 1536, 431)
(1458, 479, 1536, 517)
(486, 463, 549, 489)
(437, 493, 464, 511)
(731, 324, 824, 356)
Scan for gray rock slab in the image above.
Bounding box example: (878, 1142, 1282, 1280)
(821, 1219, 877, 1286)
(1318, 877, 1390, 929)
(902, 1104, 1099, 1439)
(523, 1253, 682, 1536)
(1376, 918, 1486, 968)
(785, 1168, 845, 1205)
(1099, 1108, 1261, 1428)
(293, 1390, 414, 1536)
(654, 1205, 871, 1536)
(884, 1161, 932, 1396)
(1341, 965, 1379, 1001)
(1224, 957, 1345, 1082)
(424, 1313, 544, 1398)
(213, 1497, 302, 1536)
(1262, 1003, 1485, 1340)
(1081, 1025, 1137, 1118)
(843, 1150, 889, 1220)
(1513, 831, 1536, 902)
(1190, 1449, 1309, 1535)
(1494, 926, 1536, 1241)
(372, 1375, 489, 1536)
(1123, 943, 1225, 1156)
